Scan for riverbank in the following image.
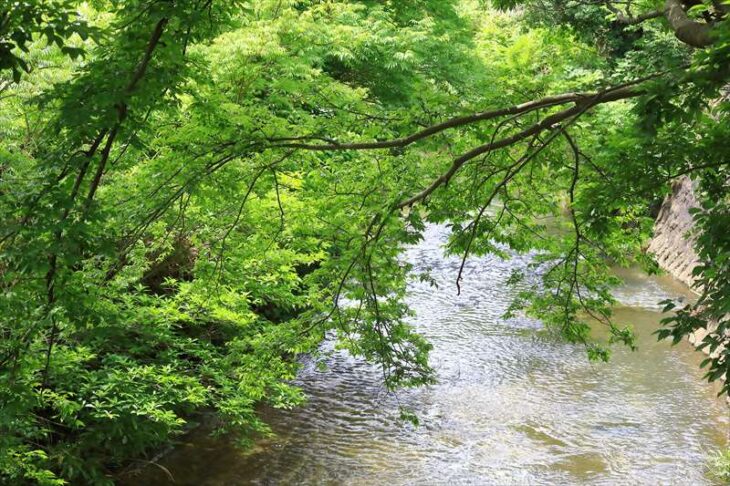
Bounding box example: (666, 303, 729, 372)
(647, 177, 728, 404)
(647, 176, 700, 289)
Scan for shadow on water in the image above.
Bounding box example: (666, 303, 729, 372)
(124, 225, 729, 485)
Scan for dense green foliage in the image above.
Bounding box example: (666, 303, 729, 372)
(0, 0, 98, 82)
(0, 0, 728, 483)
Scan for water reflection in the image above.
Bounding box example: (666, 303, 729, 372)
(126, 225, 728, 485)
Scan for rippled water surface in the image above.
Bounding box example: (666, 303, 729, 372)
(129, 225, 729, 485)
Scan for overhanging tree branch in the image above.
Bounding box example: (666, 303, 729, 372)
(393, 88, 642, 209)
(269, 83, 650, 152)
(606, 0, 719, 48)
(664, 0, 715, 48)
(603, 0, 716, 48)
(605, 0, 665, 25)
(266, 83, 651, 212)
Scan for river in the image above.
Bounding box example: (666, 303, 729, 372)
(127, 224, 729, 485)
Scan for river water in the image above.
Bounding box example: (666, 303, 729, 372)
(129, 225, 729, 485)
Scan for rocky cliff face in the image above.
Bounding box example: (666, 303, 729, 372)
(647, 176, 700, 289)
(648, 177, 728, 400)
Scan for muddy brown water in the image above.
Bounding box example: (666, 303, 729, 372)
(126, 225, 729, 485)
